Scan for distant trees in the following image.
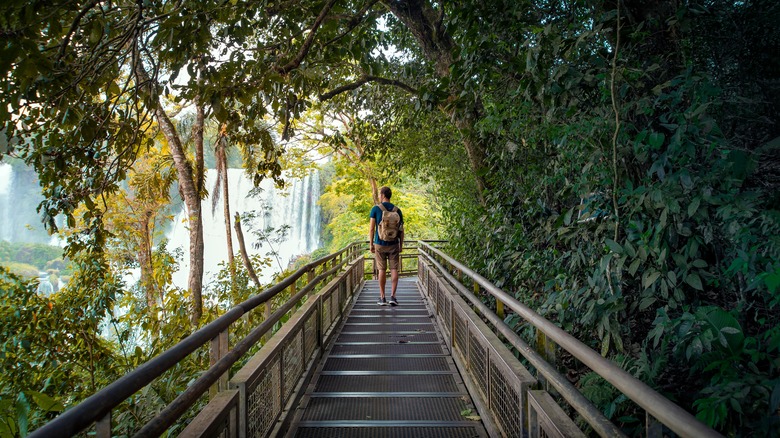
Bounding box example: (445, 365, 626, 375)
(0, 241, 64, 273)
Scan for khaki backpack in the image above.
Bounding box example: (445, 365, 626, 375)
(377, 203, 402, 241)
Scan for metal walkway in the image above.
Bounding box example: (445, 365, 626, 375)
(287, 278, 488, 437)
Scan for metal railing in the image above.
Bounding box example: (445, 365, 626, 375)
(29, 242, 365, 438)
(417, 241, 723, 438)
(363, 239, 446, 279)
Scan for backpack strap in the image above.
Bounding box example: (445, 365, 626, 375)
(377, 203, 388, 212)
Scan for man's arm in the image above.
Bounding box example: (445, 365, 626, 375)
(369, 217, 376, 253)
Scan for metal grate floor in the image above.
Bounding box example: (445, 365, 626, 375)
(286, 278, 488, 437)
(293, 426, 485, 438)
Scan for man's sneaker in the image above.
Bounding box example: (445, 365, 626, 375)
(377, 297, 388, 306)
(389, 296, 398, 306)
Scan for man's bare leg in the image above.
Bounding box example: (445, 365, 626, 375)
(390, 269, 399, 297)
(378, 268, 387, 299)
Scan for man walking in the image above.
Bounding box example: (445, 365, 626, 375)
(369, 186, 404, 306)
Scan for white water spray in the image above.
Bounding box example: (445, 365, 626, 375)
(167, 169, 322, 287)
(0, 163, 13, 242)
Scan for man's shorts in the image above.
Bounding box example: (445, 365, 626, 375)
(374, 243, 400, 272)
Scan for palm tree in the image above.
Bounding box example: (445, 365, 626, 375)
(210, 121, 279, 288)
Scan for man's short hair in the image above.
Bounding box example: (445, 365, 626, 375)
(380, 186, 392, 200)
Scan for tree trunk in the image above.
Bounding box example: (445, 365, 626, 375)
(134, 57, 204, 324)
(194, 100, 206, 195)
(234, 212, 261, 286)
(164, 107, 205, 324)
(369, 178, 379, 204)
(217, 135, 237, 286)
(158, 105, 204, 324)
(381, 0, 488, 203)
(137, 209, 157, 315)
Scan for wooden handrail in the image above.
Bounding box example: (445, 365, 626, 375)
(418, 241, 723, 438)
(419, 249, 625, 437)
(29, 242, 364, 438)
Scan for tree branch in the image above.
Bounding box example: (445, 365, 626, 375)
(323, 0, 381, 48)
(275, 0, 339, 75)
(58, 0, 101, 60)
(319, 75, 417, 100)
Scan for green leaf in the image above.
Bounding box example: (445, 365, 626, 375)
(605, 239, 622, 254)
(688, 197, 701, 218)
(639, 296, 656, 311)
(649, 132, 665, 149)
(729, 398, 743, 414)
(628, 258, 641, 276)
(623, 241, 636, 258)
(764, 271, 780, 293)
(108, 81, 121, 96)
(643, 271, 661, 289)
(563, 208, 574, 226)
(685, 273, 704, 291)
(691, 259, 708, 268)
(667, 270, 677, 286)
(15, 394, 29, 437)
(29, 392, 64, 412)
(686, 337, 703, 359)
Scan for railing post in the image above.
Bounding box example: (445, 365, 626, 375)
(263, 301, 272, 342)
(317, 292, 324, 349)
(210, 328, 229, 398)
(347, 267, 352, 295)
(496, 300, 505, 320)
(646, 413, 663, 438)
(96, 412, 111, 438)
(534, 329, 556, 391)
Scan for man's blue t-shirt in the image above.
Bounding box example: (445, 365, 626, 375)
(370, 202, 403, 246)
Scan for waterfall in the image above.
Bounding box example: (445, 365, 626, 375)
(0, 162, 52, 244)
(168, 169, 322, 287)
(0, 163, 12, 242)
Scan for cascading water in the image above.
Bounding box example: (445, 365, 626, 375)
(167, 168, 322, 287)
(0, 162, 53, 244)
(0, 163, 13, 242)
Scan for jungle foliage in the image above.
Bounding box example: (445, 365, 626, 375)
(0, 241, 66, 274)
(1, 0, 778, 436)
(400, 1, 780, 435)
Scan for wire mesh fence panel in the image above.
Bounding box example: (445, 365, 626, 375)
(469, 330, 489, 402)
(247, 355, 281, 438)
(304, 308, 318, 362)
(490, 360, 523, 438)
(282, 328, 304, 403)
(453, 309, 468, 361)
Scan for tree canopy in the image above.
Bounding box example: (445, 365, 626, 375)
(1, 0, 779, 435)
